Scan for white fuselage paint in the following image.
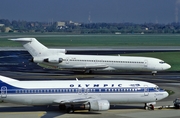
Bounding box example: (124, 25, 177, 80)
(9, 38, 171, 73)
(0, 77, 169, 105)
(38, 54, 171, 71)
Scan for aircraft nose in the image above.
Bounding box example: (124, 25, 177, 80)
(166, 64, 171, 70)
(164, 91, 169, 98)
(162, 64, 171, 70)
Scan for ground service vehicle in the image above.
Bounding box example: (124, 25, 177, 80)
(173, 98, 180, 109)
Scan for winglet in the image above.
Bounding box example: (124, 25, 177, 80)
(76, 78, 79, 81)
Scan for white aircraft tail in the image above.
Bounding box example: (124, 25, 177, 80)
(9, 38, 66, 57)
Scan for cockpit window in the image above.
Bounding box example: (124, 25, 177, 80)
(159, 61, 165, 64)
(154, 86, 160, 91)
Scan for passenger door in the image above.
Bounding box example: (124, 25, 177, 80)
(144, 60, 148, 68)
(66, 58, 69, 64)
(144, 85, 149, 96)
(1, 86, 7, 98)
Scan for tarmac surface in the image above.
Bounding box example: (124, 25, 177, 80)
(0, 49, 180, 118)
(0, 71, 180, 118)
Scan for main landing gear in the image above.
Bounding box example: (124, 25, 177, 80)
(151, 71, 157, 76)
(59, 104, 74, 113)
(84, 70, 93, 74)
(144, 103, 155, 110)
(73, 70, 93, 74)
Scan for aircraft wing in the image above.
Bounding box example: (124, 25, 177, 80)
(72, 64, 108, 69)
(53, 97, 99, 104)
(38, 63, 108, 70)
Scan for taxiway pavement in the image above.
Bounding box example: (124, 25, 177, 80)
(0, 72, 180, 118)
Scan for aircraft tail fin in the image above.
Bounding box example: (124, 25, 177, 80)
(9, 38, 48, 57)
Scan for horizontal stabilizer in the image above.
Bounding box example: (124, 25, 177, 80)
(9, 38, 32, 42)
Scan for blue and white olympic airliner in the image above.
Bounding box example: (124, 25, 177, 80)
(0, 75, 168, 113)
(9, 38, 171, 75)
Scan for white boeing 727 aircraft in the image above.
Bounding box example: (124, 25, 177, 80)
(0, 75, 168, 113)
(10, 38, 171, 75)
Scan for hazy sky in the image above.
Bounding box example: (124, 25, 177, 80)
(0, 0, 179, 23)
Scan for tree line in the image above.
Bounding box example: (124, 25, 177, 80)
(1, 19, 180, 34)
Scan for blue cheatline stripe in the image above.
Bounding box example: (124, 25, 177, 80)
(3, 87, 163, 95)
(0, 81, 165, 95)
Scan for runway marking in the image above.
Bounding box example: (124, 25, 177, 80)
(108, 109, 143, 113)
(38, 112, 46, 117)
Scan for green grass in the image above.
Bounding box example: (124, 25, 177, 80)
(166, 89, 175, 96)
(121, 52, 180, 71)
(1, 34, 180, 47)
(1, 34, 180, 71)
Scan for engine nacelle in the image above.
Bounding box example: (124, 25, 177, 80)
(48, 49, 66, 54)
(71, 100, 110, 111)
(30, 57, 63, 64)
(44, 58, 63, 63)
(30, 57, 44, 63)
(88, 100, 110, 111)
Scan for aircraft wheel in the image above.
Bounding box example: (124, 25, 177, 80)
(151, 71, 157, 76)
(59, 104, 66, 111)
(84, 70, 93, 74)
(150, 104, 154, 110)
(89, 70, 92, 74)
(144, 106, 149, 110)
(144, 103, 148, 110)
(66, 107, 74, 113)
